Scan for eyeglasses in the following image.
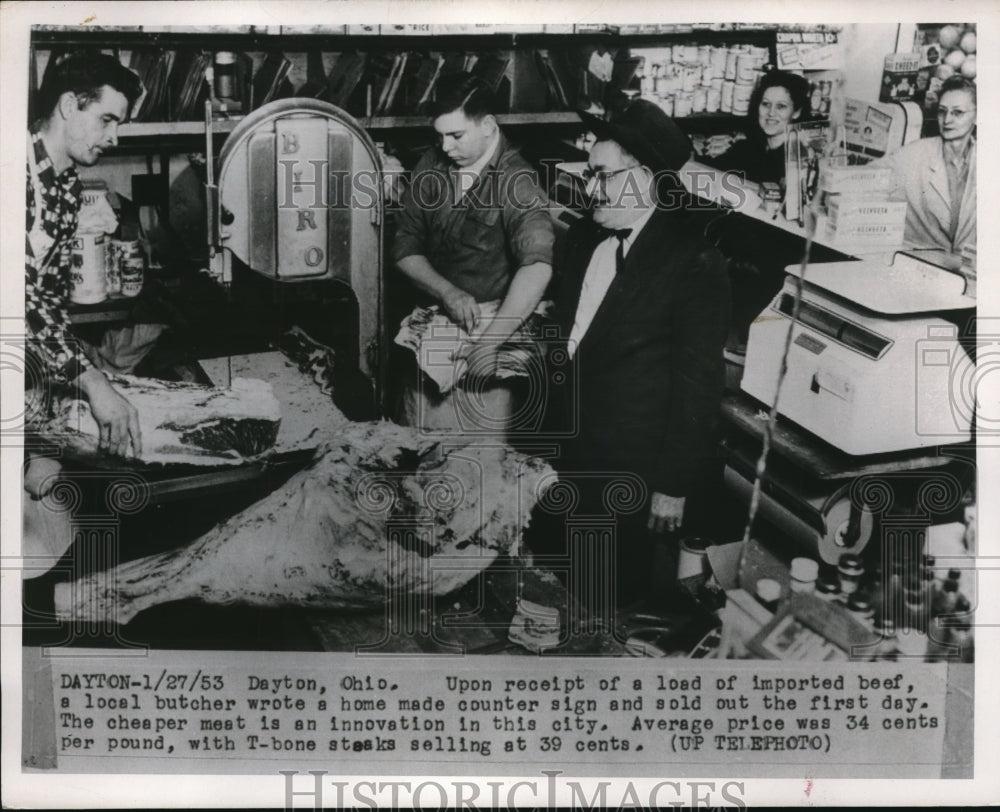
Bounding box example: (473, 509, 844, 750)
(580, 164, 640, 183)
(937, 107, 973, 119)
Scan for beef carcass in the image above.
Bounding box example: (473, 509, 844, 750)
(42, 375, 281, 465)
(53, 421, 555, 625)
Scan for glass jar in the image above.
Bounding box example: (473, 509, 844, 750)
(756, 578, 781, 613)
(214, 51, 236, 100)
(789, 557, 819, 594)
(837, 553, 864, 597)
(870, 616, 898, 661)
(815, 572, 841, 602)
(847, 592, 875, 629)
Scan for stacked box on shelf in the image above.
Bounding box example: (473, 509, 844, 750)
(823, 197, 907, 251)
(818, 162, 907, 251)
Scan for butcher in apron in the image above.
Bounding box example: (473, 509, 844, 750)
(23, 53, 143, 573)
(391, 72, 554, 437)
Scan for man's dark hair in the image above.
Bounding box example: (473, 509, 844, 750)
(35, 51, 143, 123)
(427, 72, 497, 121)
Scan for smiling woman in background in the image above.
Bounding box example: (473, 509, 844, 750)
(706, 70, 811, 189)
(880, 76, 976, 255)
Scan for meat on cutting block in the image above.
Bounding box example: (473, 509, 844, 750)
(43, 374, 281, 465)
(53, 421, 556, 625)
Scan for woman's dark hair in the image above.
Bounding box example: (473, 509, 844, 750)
(746, 69, 811, 134)
(35, 51, 143, 122)
(427, 72, 497, 121)
(939, 75, 976, 106)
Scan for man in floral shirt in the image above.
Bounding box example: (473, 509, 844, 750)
(26, 52, 142, 457)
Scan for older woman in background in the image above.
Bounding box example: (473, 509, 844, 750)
(880, 75, 976, 254)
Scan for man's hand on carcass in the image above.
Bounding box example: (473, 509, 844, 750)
(441, 287, 480, 334)
(78, 368, 142, 458)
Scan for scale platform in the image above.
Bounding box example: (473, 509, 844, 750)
(784, 253, 975, 315)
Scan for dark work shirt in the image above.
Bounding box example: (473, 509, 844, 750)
(706, 136, 787, 186)
(392, 133, 555, 303)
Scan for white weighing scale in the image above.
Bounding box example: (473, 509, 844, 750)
(742, 251, 976, 456)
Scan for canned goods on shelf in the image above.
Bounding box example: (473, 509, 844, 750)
(79, 181, 109, 211)
(69, 231, 109, 304)
(105, 254, 121, 295)
(69, 231, 108, 305)
(732, 82, 754, 115)
(118, 242, 146, 298)
(674, 91, 693, 117)
(657, 94, 675, 117)
(710, 46, 727, 79)
(682, 63, 701, 92)
(705, 87, 722, 113)
(736, 53, 763, 84)
(724, 48, 739, 80)
(720, 80, 736, 113)
(675, 44, 699, 64)
(692, 87, 708, 113)
(663, 68, 683, 94)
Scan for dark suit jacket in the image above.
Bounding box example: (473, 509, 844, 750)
(547, 207, 731, 499)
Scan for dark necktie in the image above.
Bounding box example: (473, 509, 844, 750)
(596, 227, 632, 274)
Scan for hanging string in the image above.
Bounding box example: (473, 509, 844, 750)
(738, 156, 823, 557)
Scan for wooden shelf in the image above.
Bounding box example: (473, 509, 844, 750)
(119, 118, 241, 138)
(67, 294, 138, 325)
(114, 110, 744, 143)
(362, 111, 584, 129)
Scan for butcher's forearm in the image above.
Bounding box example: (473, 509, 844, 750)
(397, 254, 462, 303)
(478, 262, 551, 344)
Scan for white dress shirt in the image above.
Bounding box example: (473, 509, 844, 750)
(567, 206, 656, 357)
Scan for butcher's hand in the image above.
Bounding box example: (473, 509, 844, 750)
(78, 368, 142, 458)
(648, 492, 685, 535)
(441, 287, 480, 334)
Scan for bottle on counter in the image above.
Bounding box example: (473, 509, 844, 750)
(902, 573, 928, 633)
(815, 568, 841, 603)
(756, 578, 782, 614)
(885, 559, 904, 623)
(837, 553, 864, 599)
(864, 561, 886, 621)
(846, 592, 875, 631)
(789, 557, 819, 595)
(896, 572, 930, 658)
(933, 579, 960, 617)
(869, 615, 899, 661)
(950, 595, 975, 663)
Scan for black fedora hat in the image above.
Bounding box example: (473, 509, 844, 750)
(578, 100, 692, 173)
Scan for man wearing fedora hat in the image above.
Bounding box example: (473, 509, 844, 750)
(538, 100, 731, 610)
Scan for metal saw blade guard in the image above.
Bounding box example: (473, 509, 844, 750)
(208, 98, 385, 405)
